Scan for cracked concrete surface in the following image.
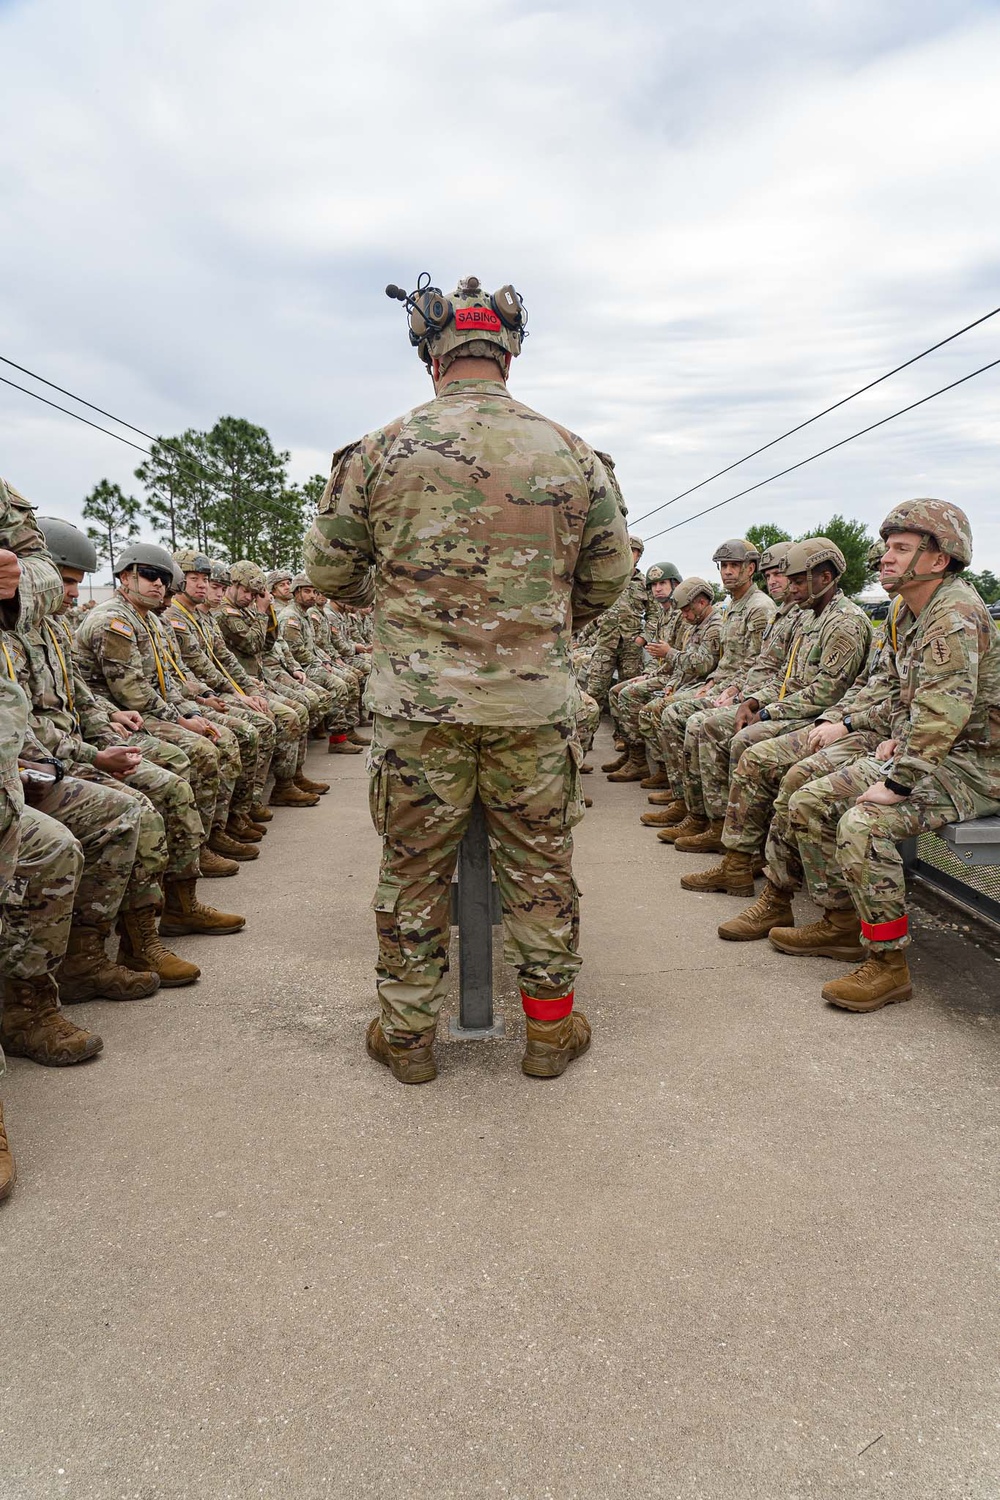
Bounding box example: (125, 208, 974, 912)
(1, 729, 998, 1499)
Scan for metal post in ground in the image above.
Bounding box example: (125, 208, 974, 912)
(450, 797, 505, 1039)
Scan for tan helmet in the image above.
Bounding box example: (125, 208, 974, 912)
(759, 541, 791, 572)
(291, 573, 312, 593)
(879, 499, 972, 590)
(712, 538, 760, 565)
(673, 576, 715, 609)
(210, 560, 231, 586)
(174, 548, 212, 576)
(782, 537, 846, 606)
(629, 534, 645, 557)
(388, 273, 526, 372)
(866, 539, 886, 570)
(266, 568, 293, 591)
(230, 560, 267, 594)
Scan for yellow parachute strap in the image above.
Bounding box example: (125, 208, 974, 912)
(139, 618, 168, 698)
(43, 621, 74, 714)
(1, 641, 17, 682)
(778, 637, 801, 701)
(173, 600, 246, 696)
(889, 594, 903, 652)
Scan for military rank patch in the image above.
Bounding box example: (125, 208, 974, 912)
(926, 635, 955, 666)
(107, 618, 134, 637)
(455, 307, 502, 332)
(172, 619, 187, 632)
(225, 608, 242, 616)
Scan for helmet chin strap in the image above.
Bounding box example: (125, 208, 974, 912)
(802, 567, 837, 607)
(883, 534, 946, 593)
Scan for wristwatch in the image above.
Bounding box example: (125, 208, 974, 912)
(843, 713, 853, 732)
(758, 708, 771, 721)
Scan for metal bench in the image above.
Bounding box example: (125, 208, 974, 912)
(939, 816, 1000, 866)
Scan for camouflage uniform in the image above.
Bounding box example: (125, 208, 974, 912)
(791, 577, 1000, 948)
(584, 567, 651, 711)
(609, 605, 690, 750)
(202, 601, 301, 790)
(636, 604, 724, 774)
(278, 598, 353, 733)
(304, 375, 631, 1036)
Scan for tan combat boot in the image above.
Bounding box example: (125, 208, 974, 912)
(607, 752, 648, 784)
(270, 779, 319, 807)
(295, 770, 330, 795)
(0, 1103, 15, 1202)
(674, 818, 725, 854)
(328, 734, 364, 755)
(249, 801, 274, 823)
(641, 804, 687, 827)
(56, 925, 160, 1003)
(640, 770, 672, 789)
(227, 814, 263, 842)
(768, 909, 865, 961)
(657, 814, 707, 845)
(117, 908, 201, 987)
(680, 850, 756, 895)
(347, 727, 370, 746)
(366, 1019, 437, 1084)
(209, 828, 259, 862)
(601, 750, 629, 773)
(200, 846, 239, 877)
(580, 761, 593, 774)
(0, 976, 103, 1066)
(160, 878, 246, 937)
(821, 950, 913, 1012)
(522, 1011, 592, 1079)
(648, 790, 682, 806)
(718, 880, 795, 941)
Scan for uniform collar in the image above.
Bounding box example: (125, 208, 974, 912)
(436, 379, 511, 398)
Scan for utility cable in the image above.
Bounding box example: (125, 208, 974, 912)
(0, 373, 153, 456)
(630, 303, 1000, 528)
(0, 353, 157, 442)
(643, 355, 1000, 542)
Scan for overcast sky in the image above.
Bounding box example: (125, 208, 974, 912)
(1, 0, 998, 580)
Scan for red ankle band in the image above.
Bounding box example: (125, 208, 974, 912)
(861, 915, 908, 942)
(520, 990, 574, 1021)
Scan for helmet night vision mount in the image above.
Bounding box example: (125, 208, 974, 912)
(385, 273, 528, 369)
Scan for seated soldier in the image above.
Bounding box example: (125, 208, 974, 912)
(604, 560, 684, 778)
(628, 577, 724, 788)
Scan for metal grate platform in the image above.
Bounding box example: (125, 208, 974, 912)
(909, 831, 1000, 927)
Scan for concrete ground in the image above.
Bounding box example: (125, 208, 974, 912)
(2, 727, 998, 1500)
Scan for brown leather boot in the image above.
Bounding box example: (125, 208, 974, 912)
(640, 770, 672, 789)
(160, 878, 245, 937)
(117, 908, 201, 987)
(249, 801, 274, 823)
(607, 754, 648, 783)
(641, 806, 687, 827)
(718, 880, 795, 940)
(328, 734, 364, 755)
(657, 814, 707, 844)
(580, 762, 593, 774)
(768, 909, 865, 961)
(269, 779, 319, 807)
(200, 846, 239, 877)
(56, 925, 160, 1002)
(366, 1019, 437, 1083)
(0, 1103, 15, 1202)
(295, 771, 330, 795)
(583, 794, 593, 808)
(522, 1011, 592, 1079)
(227, 814, 263, 842)
(648, 790, 682, 807)
(821, 950, 913, 1012)
(0, 976, 103, 1066)
(209, 829, 259, 861)
(674, 818, 725, 854)
(680, 850, 756, 895)
(347, 727, 370, 745)
(601, 751, 629, 773)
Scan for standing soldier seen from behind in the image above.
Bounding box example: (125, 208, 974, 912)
(305, 274, 633, 1083)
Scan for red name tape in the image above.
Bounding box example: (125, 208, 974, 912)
(455, 306, 502, 332)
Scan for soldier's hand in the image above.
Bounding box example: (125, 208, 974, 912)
(111, 709, 144, 732)
(95, 745, 142, 777)
(715, 685, 738, 707)
(292, 670, 306, 683)
(857, 780, 907, 807)
(247, 695, 270, 714)
(807, 721, 848, 752)
(0, 548, 23, 600)
(734, 700, 760, 732)
(875, 738, 898, 760)
(647, 643, 671, 660)
(180, 714, 214, 737)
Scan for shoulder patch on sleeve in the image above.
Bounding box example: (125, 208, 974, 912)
(225, 607, 242, 616)
(171, 618, 187, 632)
(925, 633, 959, 667)
(319, 441, 363, 514)
(107, 618, 134, 637)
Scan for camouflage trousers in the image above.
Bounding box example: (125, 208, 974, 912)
(201, 706, 260, 818)
(75, 757, 199, 890)
(698, 712, 810, 822)
(789, 750, 1000, 951)
(31, 775, 143, 929)
(763, 732, 880, 893)
(145, 719, 228, 839)
(610, 673, 667, 748)
(367, 716, 585, 1037)
(220, 698, 277, 800)
(575, 691, 601, 758)
(585, 640, 645, 713)
(654, 693, 712, 807)
(0, 806, 81, 979)
(267, 675, 324, 770)
(637, 693, 677, 772)
(307, 664, 353, 734)
(256, 692, 302, 782)
(723, 723, 827, 855)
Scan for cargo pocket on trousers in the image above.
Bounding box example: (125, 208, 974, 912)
(563, 740, 586, 829)
(367, 750, 391, 836)
(372, 878, 406, 972)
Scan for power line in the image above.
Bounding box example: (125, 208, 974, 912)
(0, 354, 157, 442)
(0, 373, 153, 456)
(631, 303, 1000, 528)
(644, 355, 1000, 542)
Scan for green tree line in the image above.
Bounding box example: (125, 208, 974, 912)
(82, 416, 326, 576)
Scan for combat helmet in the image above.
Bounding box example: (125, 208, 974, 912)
(266, 568, 293, 591)
(113, 541, 175, 582)
(169, 564, 185, 593)
(629, 535, 645, 558)
(210, 560, 231, 586)
(174, 548, 213, 576)
(291, 573, 312, 593)
(230, 560, 267, 594)
(712, 538, 760, 566)
(673, 576, 715, 609)
(646, 560, 682, 586)
(386, 273, 527, 372)
(759, 542, 790, 572)
(36, 516, 98, 573)
(879, 498, 972, 590)
(781, 537, 846, 605)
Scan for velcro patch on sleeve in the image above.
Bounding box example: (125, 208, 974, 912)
(107, 618, 134, 637)
(455, 307, 502, 332)
(925, 633, 958, 667)
(172, 619, 187, 632)
(225, 608, 242, 616)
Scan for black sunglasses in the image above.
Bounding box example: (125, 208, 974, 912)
(133, 564, 172, 586)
